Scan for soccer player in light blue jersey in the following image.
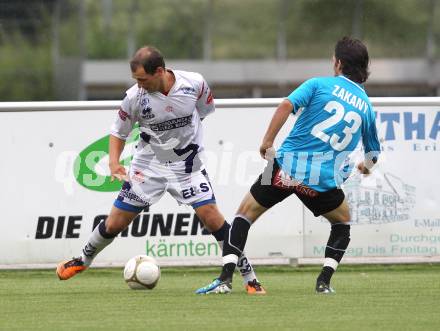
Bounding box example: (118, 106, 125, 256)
(197, 37, 380, 295)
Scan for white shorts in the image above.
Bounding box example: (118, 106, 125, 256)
(113, 162, 215, 213)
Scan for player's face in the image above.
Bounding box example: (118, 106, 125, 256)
(132, 66, 162, 92)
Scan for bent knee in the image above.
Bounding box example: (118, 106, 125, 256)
(195, 204, 224, 231)
(236, 193, 266, 221)
(196, 204, 221, 219)
(105, 221, 125, 235)
(339, 214, 351, 224)
(105, 213, 135, 235)
(323, 210, 351, 224)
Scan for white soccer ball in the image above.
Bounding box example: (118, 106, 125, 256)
(123, 255, 161, 290)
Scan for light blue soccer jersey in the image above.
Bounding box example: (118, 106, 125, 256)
(276, 75, 380, 192)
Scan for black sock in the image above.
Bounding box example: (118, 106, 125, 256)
(317, 266, 335, 285)
(222, 216, 251, 257)
(211, 221, 229, 242)
(219, 216, 252, 281)
(98, 220, 118, 239)
(325, 223, 351, 262)
(219, 263, 236, 281)
(318, 223, 350, 284)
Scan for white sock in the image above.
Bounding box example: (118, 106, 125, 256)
(222, 254, 239, 265)
(217, 240, 257, 283)
(80, 223, 115, 267)
(237, 254, 257, 284)
(324, 257, 339, 271)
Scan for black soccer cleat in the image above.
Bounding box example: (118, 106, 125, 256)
(315, 280, 335, 294)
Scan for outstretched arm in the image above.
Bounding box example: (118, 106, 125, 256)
(109, 134, 128, 181)
(259, 99, 294, 159)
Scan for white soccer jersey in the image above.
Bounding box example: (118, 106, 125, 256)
(110, 69, 215, 173)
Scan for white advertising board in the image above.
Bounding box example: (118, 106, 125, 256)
(1, 100, 439, 267)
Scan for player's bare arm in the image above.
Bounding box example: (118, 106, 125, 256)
(260, 99, 294, 159)
(109, 134, 128, 182)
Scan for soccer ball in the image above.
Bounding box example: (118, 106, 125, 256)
(123, 255, 161, 290)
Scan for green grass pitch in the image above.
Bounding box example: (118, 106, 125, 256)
(1, 264, 439, 331)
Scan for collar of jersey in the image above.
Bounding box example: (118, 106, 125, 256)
(338, 75, 365, 92)
(165, 68, 177, 95)
(149, 69, 177, 96)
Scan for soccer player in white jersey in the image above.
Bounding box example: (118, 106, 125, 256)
(197, 37, 381, 294)
(56, 46, 265, 294)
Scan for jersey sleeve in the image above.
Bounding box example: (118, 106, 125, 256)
(286, 78, 318, 114)
(362, 105, 381, 162)
(110, 93, 138, 140)
(195, 75, 215, 119)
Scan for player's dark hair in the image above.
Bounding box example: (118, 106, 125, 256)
(130, 46, 165, 74)
(335, 37, 369, 84)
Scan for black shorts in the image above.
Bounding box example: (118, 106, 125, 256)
(250, 160, 345, 217)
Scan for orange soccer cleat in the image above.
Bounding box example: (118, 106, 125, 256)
(245, 279, 266, 295)
(56, 257, 87, 280)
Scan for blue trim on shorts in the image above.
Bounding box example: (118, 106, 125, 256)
(113, 200, 144, 213)
(192, 198, 217, 209)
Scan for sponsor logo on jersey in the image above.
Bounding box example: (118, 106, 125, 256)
(118, 107, 130, 121)
(140, 96, 149, 108)
(140, 97, 155, 119)
(180, 87, 196, 95)
(150, 115, 193, 131)
(141, 106, 154, 119)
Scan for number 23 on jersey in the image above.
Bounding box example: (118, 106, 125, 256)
(311, 100, 362, 151)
